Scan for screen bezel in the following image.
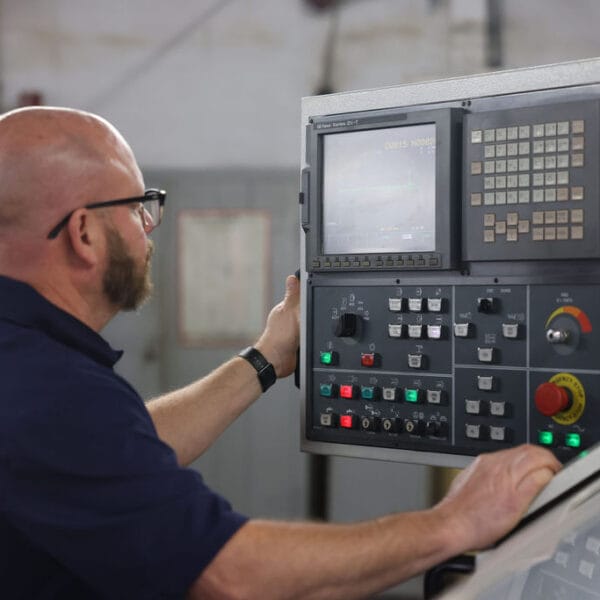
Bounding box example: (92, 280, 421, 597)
(303, 106, 463, 271)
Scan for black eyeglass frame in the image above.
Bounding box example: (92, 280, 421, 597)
(47, 188, 166, 239)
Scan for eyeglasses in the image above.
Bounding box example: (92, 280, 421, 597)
(47, 188, 166, 239)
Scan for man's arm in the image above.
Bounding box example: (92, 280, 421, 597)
(188, 444, 561, 600)
(147, 275, 300, 466)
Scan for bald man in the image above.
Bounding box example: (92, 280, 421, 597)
(0, 106, 561, 599)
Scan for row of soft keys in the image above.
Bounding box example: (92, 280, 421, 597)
(319, 382, 445, 404)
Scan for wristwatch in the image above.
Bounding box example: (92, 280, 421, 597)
(238, 346, 277, 392)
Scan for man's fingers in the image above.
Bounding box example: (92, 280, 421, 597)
(516, 465, 556, 500)
(284, 274, 300, 304)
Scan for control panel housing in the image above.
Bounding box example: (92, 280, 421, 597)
(300, 59, 600, 467)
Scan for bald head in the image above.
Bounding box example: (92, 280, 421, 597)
(0, 106, 142, 237)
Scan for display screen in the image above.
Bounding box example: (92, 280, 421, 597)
(322, 123, 436, 255)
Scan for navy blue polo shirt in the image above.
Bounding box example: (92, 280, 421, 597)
(0, 275, 248, 599)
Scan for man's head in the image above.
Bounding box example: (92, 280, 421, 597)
(0, 106, 157, 328)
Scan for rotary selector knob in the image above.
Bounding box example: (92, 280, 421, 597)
(334, 312, 360, 338)
(534, 382, 572, 416)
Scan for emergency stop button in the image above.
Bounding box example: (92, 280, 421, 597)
(534, 382, 572, 416)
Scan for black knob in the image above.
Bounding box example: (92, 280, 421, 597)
(334, 312, 359, 337)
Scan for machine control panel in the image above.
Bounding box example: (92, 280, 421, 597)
(308, 283, 600, 462)
(301, 67, 600, 466)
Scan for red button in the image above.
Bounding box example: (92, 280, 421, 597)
(340, 415, 356, 429)
(340, 385, 355, 399)
(361, 353, 376, 367)
(534, 382, 571, 416)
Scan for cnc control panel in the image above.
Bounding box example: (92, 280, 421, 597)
(301, 61, 600, 467)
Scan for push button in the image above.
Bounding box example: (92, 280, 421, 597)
(404, 388, 423, 404)
(426, 389, 444, 404)
(319, 351, 337, 366)
(360, 416, 379, 431)
(477, 375, 495, 391)
(382, 417, 402, 433)
(565, 432, 581, 448)
(340, 414, 358, 429)
(407, 354, 425, 369)
(490, 425, 507, 441)
(408, 324, 424, 339)
(477, 297, 497, 313)
(408, 298, 425, 312)
(502, 323, 520, 339)
(405, 419, 426, 436)
(477, 347, 495, 363)
(320, 383, 337, 398)
(426, 325, 443, 340)
(426, 421, 448, 438)
(466, 423, 487, 440)
(319, 413, 337, 427)
(339, 385, 357, 399)
(360, 386, 379, 400)
(361, 353, 378, 368)
(382, 387, 398, 401)
(427, 298, 443, 312)
(388, 324, 405, 338)
(465, 399, 482, 415)
(489, 401, 506, 417)
(388, 298, 405, 312)
(538, 430, 555, 446)
(454, 323, 471, 338)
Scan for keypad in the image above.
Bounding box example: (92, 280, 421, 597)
(471, 118, 587, 244)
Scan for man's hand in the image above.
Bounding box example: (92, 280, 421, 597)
(434, 444, 561, 552)
(255, 274, 300, 378)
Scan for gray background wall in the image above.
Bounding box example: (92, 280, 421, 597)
(5, 1, 600, 597)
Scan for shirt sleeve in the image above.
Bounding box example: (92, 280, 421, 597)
(2, 360, 248, 599)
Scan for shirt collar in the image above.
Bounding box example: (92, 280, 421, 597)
(0, 275, 123, 368)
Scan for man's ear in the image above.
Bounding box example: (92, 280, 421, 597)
(66, 209, 102, 266)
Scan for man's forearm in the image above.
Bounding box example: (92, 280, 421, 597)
(189, 508, 463, 600)
(147, 356, 262, 466)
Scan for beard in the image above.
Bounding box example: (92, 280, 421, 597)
(102, 226, 154, 311)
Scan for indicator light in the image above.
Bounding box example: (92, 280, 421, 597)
(340, 385, 355, 399)
(404, 388, 420, 403)
(320, 351, 333, 365)
(565, 433, 581, 448)
(538, 431, 554, 446)
(579, 450, 590, 459)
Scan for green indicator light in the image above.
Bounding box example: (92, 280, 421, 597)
(565, 433, 581, 449)
(361, 386, 374, 400)
(405, 389, 419, 403)
(538, 431, 554, 446)
(320, 384, 333, 397)
(320, 351, 333, 365)
(579, 450, 590, 459)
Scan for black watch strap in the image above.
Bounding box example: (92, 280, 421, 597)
(238, 346, 277, 392)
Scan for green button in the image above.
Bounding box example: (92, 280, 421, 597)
(361, 386, 375, 400)
(405, 389, 420, 403)
(538, 430, 554, 446)
(565, 433, 581, 448)
(320, 351, 333, 365)
(320, 383, 333, 397)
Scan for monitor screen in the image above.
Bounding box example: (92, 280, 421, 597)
(322, 123, 437, 255)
